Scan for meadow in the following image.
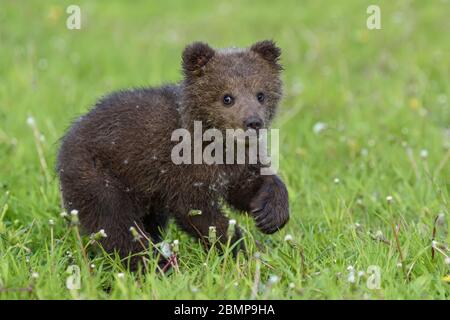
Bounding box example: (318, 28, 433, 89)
(0, 0, 449, 299)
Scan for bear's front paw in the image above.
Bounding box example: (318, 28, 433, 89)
(249, 175, 289, 234)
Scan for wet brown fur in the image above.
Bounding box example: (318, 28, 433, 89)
(57, 40, 289, 268)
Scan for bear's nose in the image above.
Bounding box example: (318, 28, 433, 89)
(244, 116, 263, 130)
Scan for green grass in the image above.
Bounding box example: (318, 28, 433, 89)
(0, 0, 449, 299)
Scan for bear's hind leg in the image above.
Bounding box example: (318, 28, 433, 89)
(60, 171, 151, 269)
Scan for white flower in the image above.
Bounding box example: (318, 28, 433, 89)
(117, 273, 125, 279)
(284, 234, 293, 242)
(26, 116, 35, 126)
(160, 242, 173, 258)
(172, 239, 179, 253)
(289, 282, 295, 289)
(208, 226, 217, 243)
(227, 220, 236, 237)
(420, 149, 428, 159)
(60, 211, 68, 218)
(98, 229, 107, 238)
(313, 122, 327, 134)
(360, 148, 369, 157)
(386, 195, 393, 203)
(48, 219, 55, 226)
(31, 272, 39, 279)
(347, 272, 356, 284)
(268, 275, 279, 285)
(129, 226, 141, 241)
(396, 262, 403, 268)
(70, 209, 79, 225)
(334, 178, 340, 184)
(191, 286, 199, 293)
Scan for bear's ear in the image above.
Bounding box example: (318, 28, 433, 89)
(182, 42, 215, 76)
(250, 40, 282, 70)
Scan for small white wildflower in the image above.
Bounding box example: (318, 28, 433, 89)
(227, 219, 236, 237)
(172, 239, 179, 253)
(360, 148, 369, 157)
(90, 264, 95, 269)
(117, 273, 125, 279)
(334, 177, 340, 184)
(284, 234, 293, 242)
(26, 116, 35, 126)
(234, 282, 239, 287)
(347, 265, 354, 271)
(159, 241, 172, 258)
(70, 209, 79, 225)
(420, 149, 428, 159)
(191, 286, 199, 293)
(386, 195, 393, 203)
(99, 229, 107, 237)
(268, 275, 279, 285)
(396, 262, 403, 268)
(313, 122, 327, 134)
(289, 282, 295, 289)
(48, 219, 55, 226)
(208, 226, 217, 243)
(31, 272, 39, 279)
(60, 211, 68, 218)
(129, 226, 141, 241)
(347, 271, 356, 284)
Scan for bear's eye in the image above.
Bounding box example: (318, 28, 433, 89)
(256, 92, 265, 103)
(223, 94, 234, 106)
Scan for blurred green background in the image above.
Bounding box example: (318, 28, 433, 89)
(0, 0, 449, 299)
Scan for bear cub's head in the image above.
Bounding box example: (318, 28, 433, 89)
(180, 40, 283, 133)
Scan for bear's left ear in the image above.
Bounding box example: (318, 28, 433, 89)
(250, 40, 282, 70)
(182, 42, 215, 77)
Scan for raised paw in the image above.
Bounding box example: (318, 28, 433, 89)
(249, 175, 289, 234)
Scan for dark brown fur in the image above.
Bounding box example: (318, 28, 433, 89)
(57, 40, 289, 267)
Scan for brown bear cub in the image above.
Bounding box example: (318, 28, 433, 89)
(57, 40, 289, 267)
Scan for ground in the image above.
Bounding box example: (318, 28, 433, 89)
(0, 0, 449, 299)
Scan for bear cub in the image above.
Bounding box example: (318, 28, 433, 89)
(57, 40, 289, 267)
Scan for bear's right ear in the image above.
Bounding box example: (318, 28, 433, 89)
(182, 42, 215, 77)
